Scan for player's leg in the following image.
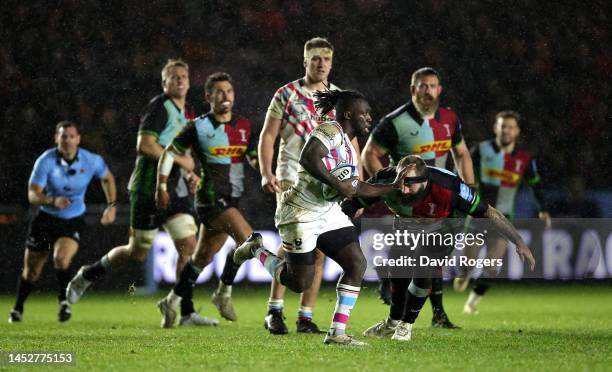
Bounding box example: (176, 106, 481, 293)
(162, 213, 198, 324)
(9, 248, 49, 323)
(317, 226, 368, 346)
(464, 234, 507, 314)
(208, 207, 265, 320)
(264, 246, 289, 334)
(295, 249, 326, 333)
(66, 228, 157, 304)
(159, 225, 223, 328)
(67, 194, 159, 304)
(52, 237, 79, 322)
(430, 273, 459, 329)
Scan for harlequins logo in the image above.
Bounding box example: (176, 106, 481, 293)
(410, 130, 419, 136)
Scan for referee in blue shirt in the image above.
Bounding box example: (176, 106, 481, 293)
(8, 121, 117, 323)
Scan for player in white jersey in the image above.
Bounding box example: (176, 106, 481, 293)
(214, 37, 362, 334)
(234, 89, 407, 346)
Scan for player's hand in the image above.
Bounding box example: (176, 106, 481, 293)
(53, 196, 71, 209)
(538, 211, 552, 228)
(354, 208, 365, 218)
(186, 171, 200, 194)
(337, 177, 358, 199)
(261, 173, 282, 193)
(392, 167, 410, 189)
(176, 154, 196, 172)
(100, 206, 116, 225)
(516, 243, 536, 271)
(156, 188, 170, 209)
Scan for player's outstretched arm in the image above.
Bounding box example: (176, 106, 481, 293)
(484, 205, 536, 271)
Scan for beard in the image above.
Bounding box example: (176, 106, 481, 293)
(414, 93, 439, 117)
(399, 185, 428, 205)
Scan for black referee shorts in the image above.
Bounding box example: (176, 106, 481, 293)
(25, 211, 85, 252)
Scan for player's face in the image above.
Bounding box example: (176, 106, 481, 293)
(411, 75, 442, 115)
(399, 167, 428, 196)
(348, 99, 372, 137)
(55, 126, 80, 156)
(207, 80, 234, 115)
(163, 66, 190, 99)
(494, 117, 520, 146)
(304, 54, 333, 83)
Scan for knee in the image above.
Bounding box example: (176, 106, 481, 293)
(346, 254, 367, 280)
(283, 274, 313, 293)
(23, 268, 41, 282)
(52, 254, 71, 270)
(128, 230, 156, 263)
(127, 247, 149, 263)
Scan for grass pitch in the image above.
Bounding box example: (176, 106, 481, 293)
(1, 283, 611, 371)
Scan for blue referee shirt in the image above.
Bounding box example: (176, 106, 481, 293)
(29, 148, 109, 219)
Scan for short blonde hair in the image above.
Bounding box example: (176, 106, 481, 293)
(161, 59, 189, 84)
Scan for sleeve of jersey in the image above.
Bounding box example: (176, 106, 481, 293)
(451, 113, 464, 146)
(454, 180, 487, 217)
(138, 99, 168, 139)
(370, 117, 398, 153)
(525, 157, 548, 211)
(171, 122, 197, 153)
(266, 87, 288, 120)
(309, 124, 342, 150)
(93, 154, 109, 178)
(28, 155, 49, 188)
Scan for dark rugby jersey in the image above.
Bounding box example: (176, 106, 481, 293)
(342, 166, 487, 218)
(472, 139, 546, 218)
(172, 113, 257, 207)
(128, 94, 190, 197)
(370, 102, 464, 169)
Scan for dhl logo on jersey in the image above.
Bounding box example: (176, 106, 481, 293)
(486, 169, 521, 184)
(209, 146, 247, 157)
(412, 140, 452, 154)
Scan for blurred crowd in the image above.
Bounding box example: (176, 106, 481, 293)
(1, 0, 610, 220)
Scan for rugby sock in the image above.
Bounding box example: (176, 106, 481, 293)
(14, 276, 34, 313)
(216, 282, 232, 297)
(180, 290, 195, 317)
(401, 281, 429, 324)
(473, 278, 490, 296)
(430, 277, 446, 317)
(83, 254, 111, 281)
(328, 283, 360, 336)
(220, 250, 240, 286)
(173, 260, 202, 298)
(267, 298, 284, 313)
(298, 306, 313, 321)
(56, 269, 71, 302)
(389, 278, 409, 321)
(256, 249, 283, 281)
(466, 291, 482, 310)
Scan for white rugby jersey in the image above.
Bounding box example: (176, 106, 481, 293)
(267, 79, 339, 183)
(276, 121, 358, 225)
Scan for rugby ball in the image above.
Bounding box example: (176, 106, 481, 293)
(322, 165, 355, 200)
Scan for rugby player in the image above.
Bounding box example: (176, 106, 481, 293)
(217, 37, 361, 334)
(454, 110, 551, 314)
(9, 121, 116, 323)
(66, 60, 205, 325)
(233, 89, 406, 346)
(156, 72, 258, 328)
(342, 155, 535, 341)
(362, 67, 474, 327)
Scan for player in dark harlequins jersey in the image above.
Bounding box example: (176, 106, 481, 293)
(342, 155, 535, 341)
(455, 110, 551, 314)
(67, 60, 208, 326)
(156, 72, 259, 327)
(362, 67, 475, 328)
